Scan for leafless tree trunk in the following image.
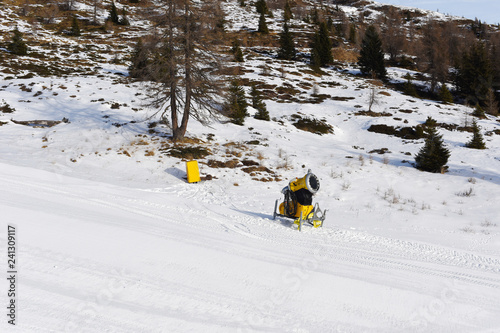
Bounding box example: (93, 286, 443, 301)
(421, 20, 450, 93)
(484, 88, 499, 116)
(143, 0, 224, 142)
(92, 0, 101, 25)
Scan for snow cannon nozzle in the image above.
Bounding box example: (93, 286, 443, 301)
(288, 170, 320, 195)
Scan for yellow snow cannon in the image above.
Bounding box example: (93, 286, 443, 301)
(273, 170, 327, 231)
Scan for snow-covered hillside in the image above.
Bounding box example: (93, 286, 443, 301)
(1, 0, 500, 332)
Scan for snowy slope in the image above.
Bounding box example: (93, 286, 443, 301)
(1, 157, 500, 332)
(1, 0, 500, 331)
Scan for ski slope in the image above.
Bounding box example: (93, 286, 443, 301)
(1, 161, 499, 332)
(1, 1, 500, 330)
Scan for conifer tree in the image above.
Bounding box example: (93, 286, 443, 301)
(455, 42, 492, 106)
(255, 0, 268, 15)
(129, 38, 149, 79)
(403, 73, 418, 97)
(472, 104, 486, 118)
(250, 85, 270, 121)
(283, 0, 293, 21)
(310, 21, 332, 68)
(277, 21, 296, 60)
(358, 25, 387, 80)
(225, 80, 248, 125)
(415, 124, 450, 173)
(108, 1, 119, 24)
(348, 24, 357, 44)
(258, 12, 269, 34)
(119, 8, 130, 26)
(71, 15, 81, 36)
(466, 119, 486, 149)
(8, 27, 28, 55)
(231, 40, 244, 62)
(438, 84, 453, 104)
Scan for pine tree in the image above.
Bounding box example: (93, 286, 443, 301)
(310, 21, 333, 68)
(403, 73, 418, 97)
(250, 85, 270, 121)
(231, 40, 244, 62)
(108, 1, 119, 24)
(225, 80, 248, 125)
(255, 0, 268, 15)
(415, 124, 450, 173)
(71, 15, 81, 37)
(438, 84, 453, 104)
(119, 8, 130, 26)
(358, 25, 387, 80)
(472, 104, 486, 118)
(348, 24, 357, 44)
(129, 38, 149, 79)
(283, 0, 293, 21)
(277, 21, 296, 60)
(8, 27, 28, 55)
(455, 42, 492, 106)
(465, 119, 486, 149)
(257, 12, 268, 34)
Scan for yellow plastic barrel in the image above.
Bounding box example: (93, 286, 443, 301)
(186, 160, 201, 183)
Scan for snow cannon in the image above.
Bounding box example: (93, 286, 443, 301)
(273, 170, 327, 231)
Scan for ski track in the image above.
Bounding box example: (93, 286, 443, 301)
(2, 171, 500, 332)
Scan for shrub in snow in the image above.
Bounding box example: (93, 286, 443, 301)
(8, 27, 28, 56)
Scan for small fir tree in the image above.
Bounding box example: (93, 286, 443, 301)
(8, 27, 28, 55)
(119, 8, 130, 26)
(108, 1, 120, 24)
(231, 40, 244, 62)
(310, 21, 333, 68)
(466, 119, 487, 149)
(415, 124, 450, 173)
(129, 39, 149, 79)
(71, 16, 81, 37)
(472, 104, 486, 118)
(277, 21, 296, 60)
(348, 24, 357, 44)
(403, 73, 419, 97)
(358, 25, 387, 80)
(225, 80, 248, 125)
(438, 84, 453, 104)
(455, 42, 492, 106)
(255, 0, 268, 15)
(250, 85, 270, 121)
(257, 12, 269, 34)
(283, 0, 293, 21)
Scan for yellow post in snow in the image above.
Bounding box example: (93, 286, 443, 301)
(186, 160, 201, 183)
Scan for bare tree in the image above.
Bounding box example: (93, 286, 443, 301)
(380, 8, 406, 63)
(37, 2, 60, 24)
(92, 0, 101, 25)
(144, 0, 224, 141)
(484, 87, 499, 116)
(421, 20, 449, 93)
